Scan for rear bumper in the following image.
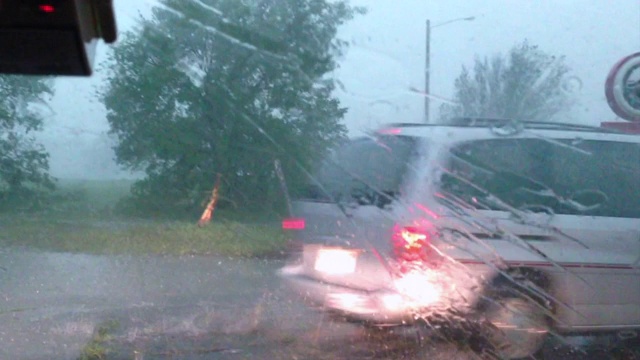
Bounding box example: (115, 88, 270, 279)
(279, 265, 426, 325)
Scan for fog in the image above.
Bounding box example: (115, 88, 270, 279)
(40, 0, 639, 179)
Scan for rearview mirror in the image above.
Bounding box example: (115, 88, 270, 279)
(0, 0, 117, 76)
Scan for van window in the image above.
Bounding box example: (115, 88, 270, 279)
(441, 138, 640, 218)
(304, 135, 417, 207)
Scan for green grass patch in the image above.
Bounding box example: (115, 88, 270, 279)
(1, 179, 288, 257)
(78, 320, 120, 360)
(0, 217, 287, 257)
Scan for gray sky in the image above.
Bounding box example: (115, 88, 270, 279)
(40, 0, 640, 179)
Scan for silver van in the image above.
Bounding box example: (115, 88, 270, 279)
(279, 119, 640, 359)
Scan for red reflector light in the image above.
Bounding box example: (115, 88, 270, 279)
(282, 218, 305, 230)
(39, 4, 56, 13)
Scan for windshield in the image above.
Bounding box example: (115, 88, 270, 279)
(3, 1, 640, 359)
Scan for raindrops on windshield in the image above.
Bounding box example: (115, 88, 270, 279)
(1, 1, 640, 360)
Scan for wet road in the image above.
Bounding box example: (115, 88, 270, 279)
(0, 249, 636, 359)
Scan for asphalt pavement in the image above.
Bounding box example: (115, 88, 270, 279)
(0, 248, 635, 359)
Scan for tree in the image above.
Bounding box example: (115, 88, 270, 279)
(0, 76, 54, 211)
(102, 0, 362, 216)
(440, 41, 575, 123)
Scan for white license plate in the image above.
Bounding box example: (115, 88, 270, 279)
(314, 249, 357, 275)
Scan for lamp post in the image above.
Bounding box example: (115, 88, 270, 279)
(425, 16, 475, 123)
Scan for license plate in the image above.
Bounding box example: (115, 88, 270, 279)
(314, 248, 357, 275)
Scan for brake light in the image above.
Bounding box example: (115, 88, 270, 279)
(392, 225, 430, 262)
(400, 227, 428, 247)
(282, 217, 305, 230)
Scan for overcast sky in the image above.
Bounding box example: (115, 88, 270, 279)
(40, 0, 640, 179)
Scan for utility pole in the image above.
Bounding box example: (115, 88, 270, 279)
(425, 19, 431, 123)
(424, 16, 476, 124)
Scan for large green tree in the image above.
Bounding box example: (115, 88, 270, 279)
(102, 0, 361, 216)
(0, 76, 54, 211)
(440, 41, 575, 123)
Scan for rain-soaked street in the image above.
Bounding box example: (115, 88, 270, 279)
(0, 248, 464, 359)
(0, 248, 637, 359)
(1, 0, 640, 359)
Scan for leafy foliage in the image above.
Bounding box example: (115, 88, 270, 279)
(440, 41, 575, 122)
(0, 76, 54, 211)
(102, 0, 361, 216)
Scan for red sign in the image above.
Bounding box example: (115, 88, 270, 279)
(605, 52, 640, 122)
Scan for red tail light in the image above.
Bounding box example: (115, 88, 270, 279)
(399, 227, 429, 247)
(392, 225, 430, 262)
(39, 4, 56, 13)
(282, 217, 305, 230)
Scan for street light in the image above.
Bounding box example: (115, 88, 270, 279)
(425, 16, 475, 123)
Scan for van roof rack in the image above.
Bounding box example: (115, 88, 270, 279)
(381, 117, 621, 134)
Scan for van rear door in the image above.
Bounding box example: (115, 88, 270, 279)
(289, 135, 421, 288)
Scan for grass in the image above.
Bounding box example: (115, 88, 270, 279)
(78, 320, 120, 360)
(0, 179, 288, 257)
(0, 217, 287, 257)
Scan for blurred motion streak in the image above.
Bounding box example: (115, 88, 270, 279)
(415, 203, 440, 219)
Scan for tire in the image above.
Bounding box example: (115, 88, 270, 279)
(483, 295, 550, 359)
